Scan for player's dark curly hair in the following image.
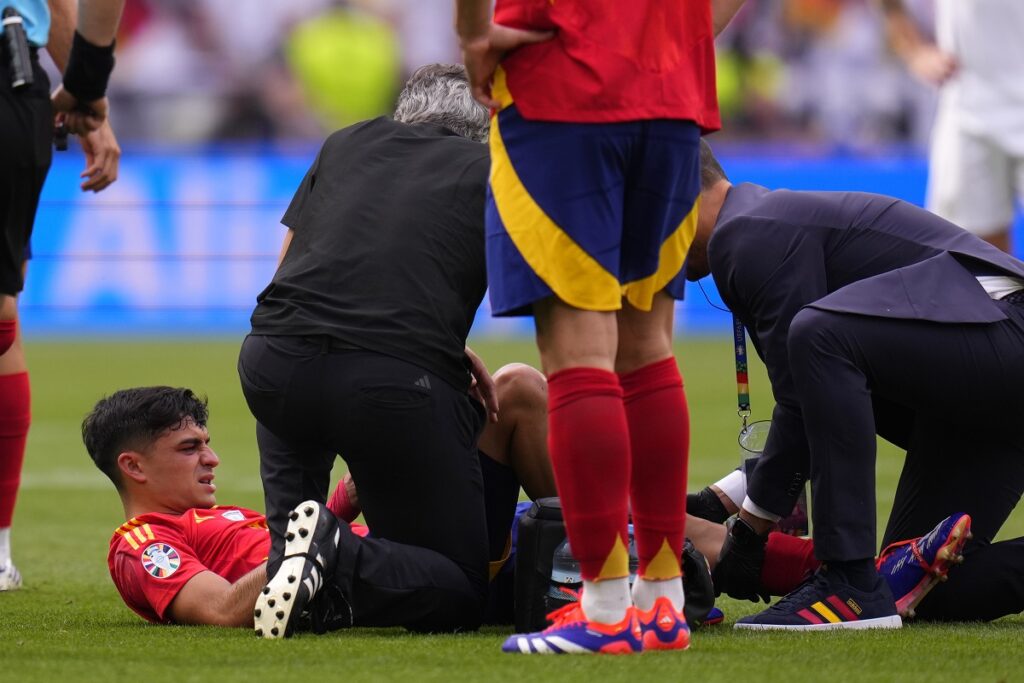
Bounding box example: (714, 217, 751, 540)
(82, 387, 209, 490)
(700, 138, 729, 190)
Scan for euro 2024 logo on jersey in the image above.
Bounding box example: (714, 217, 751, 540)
(141, 543, 181, 578)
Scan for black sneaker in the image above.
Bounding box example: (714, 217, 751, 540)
(713, 516, 770, 603)
(255, 500, 340, 639)
(734, 566, 902, 631)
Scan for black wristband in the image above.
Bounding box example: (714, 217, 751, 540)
(62, 30, 115, 102)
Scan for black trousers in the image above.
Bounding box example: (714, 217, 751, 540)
(0, 51, 51, 296)
(238, 334, 490, 631)
(784, 298, 1024, 621)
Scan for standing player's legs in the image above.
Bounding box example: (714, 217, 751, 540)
(0, 60, 51, 590)
(487, 102, 700, 651)
(0, 282, 30, 592)
(534, 297, 634, 626)
(613, 121, 700, 647)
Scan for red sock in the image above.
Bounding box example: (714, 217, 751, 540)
(0, 372, 31, 528)
(547, 367, 631, 581)
(620, 358, 689, 579)
(0, 320, 15, 357)
(760, 532, 820, 595)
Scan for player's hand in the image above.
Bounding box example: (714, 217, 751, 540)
(77, 118, 120, 192)
(906, 44, 957, 86)
(460, 23, 554, 109)
(465, 346, 499, 422)
(51, 84, 109, 134)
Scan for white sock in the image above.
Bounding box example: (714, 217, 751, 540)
(580, 577, 631, 624)
(0, 528, 10, 566)
(631, 576, 685, 612)
(713, 469, 747, 510)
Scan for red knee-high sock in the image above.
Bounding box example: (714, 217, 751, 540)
(547, 367, 631, 581)
(620, 357, 689, 579)
(0, 321, 15, 357)
(760, 532, 820, 595)
(0, 372, 30, 528)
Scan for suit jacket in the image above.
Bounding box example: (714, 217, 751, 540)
(707, 183, 1024, 516)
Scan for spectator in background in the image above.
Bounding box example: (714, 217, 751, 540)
(882, 0, 1023, 255)
(283, 3, 400, 131)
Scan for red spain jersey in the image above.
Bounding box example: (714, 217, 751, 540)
(107, 506, 270, 623)
(493, 0, 720, 129)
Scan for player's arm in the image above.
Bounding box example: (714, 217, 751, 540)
(466, 346, 499, 423)
(52, 0, 126, 133)
(46, 0, 121, 192)
(46, 0, 75, 71)
(454, 0, 553, 108)
(876, 0, 956, 85)
(167, 564, 267, 627)
(711, 0, 747, 37)
(76, 0, 124, 46)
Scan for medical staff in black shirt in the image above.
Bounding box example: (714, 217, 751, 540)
(239, 64, 496, 637)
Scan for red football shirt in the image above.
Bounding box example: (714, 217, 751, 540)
(107, 506, 270, 623)
(493, 0, 720, 129)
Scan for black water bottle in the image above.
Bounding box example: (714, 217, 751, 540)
(2, 7, 33, 90)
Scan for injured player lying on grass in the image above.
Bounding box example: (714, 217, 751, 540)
(84, 379, 971, 632)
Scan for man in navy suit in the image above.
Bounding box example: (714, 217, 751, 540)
(687, 141, 1024, 630)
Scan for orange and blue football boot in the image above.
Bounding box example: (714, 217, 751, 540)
(637, 596, 691, 651)
(501, 602, 642, 654)
(876, 513, 972, 618)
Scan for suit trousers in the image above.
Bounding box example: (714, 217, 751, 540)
(785, 298, 1024, 621)
(238, 334, 489, 631)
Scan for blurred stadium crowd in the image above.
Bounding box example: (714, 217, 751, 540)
(39, 0, 938, 148)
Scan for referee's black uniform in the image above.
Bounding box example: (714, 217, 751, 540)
(0, 28, 50, 299)
(239, 116, 490, 631)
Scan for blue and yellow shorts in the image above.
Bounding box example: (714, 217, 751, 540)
(486, 102, 702, 317)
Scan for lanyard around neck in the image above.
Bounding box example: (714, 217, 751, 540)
(733, 314, 751, 430)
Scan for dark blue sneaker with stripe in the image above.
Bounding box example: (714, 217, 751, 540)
(734, 566, 902, 631)
(877, 513, 971, 618)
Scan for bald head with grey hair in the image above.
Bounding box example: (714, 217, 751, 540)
(393, 64, 489, 143)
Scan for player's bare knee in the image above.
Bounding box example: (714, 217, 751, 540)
(493, 363, 547, 414)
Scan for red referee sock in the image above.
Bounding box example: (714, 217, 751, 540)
(547, 367, 631, 581)
(0, 320, 15, 357)
(620, 357, 689, 579)
(0, 372, 31, 529)
(760, 532, 820, 596)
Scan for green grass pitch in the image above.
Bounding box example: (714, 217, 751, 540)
(1, 337, 1021, 682)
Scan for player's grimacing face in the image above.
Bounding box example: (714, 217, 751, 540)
(143, 418, 220, 512)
